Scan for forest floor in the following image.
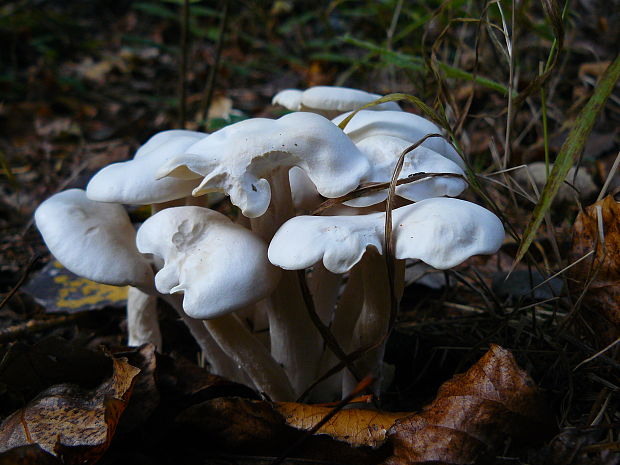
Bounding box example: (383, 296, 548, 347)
(0, 1, 619, 464)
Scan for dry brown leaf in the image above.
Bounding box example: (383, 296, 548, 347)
(0, 445, 62, 465)
(0, 337, 111, 417)
(568, 196, 620, 345)
(158, 353, 258, 402)
(176, 346, 548, 465)
(110, 344, 160, 432)
(0, 356, 140, 464)
(383, 344, 551, 465)
(176, 397, 383, 464)
(274, 402, 405, 448)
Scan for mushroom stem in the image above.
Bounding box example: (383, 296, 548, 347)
(161, 294, 247, 384)
(126, 287, 162, 350)
(250, 167, 322, 396)
(203, 313, 296, 401)
(307, 262, 342, 326)
(313, 265, 364, 400)
(123, 198, 187, 351)
(342, 250, 404, 397)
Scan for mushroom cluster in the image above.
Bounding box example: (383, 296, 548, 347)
(34, 85, 505, 402)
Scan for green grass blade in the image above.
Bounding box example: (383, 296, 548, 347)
(514, 54, 620, 267)
(342, 35, 511, 95)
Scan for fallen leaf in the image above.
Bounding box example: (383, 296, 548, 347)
(0, 337, 111, 417)
(157, 353, 258, 403)
(274, 403, 405, 448)
(110, 344, 160, 432)
(176, 346, 548, 465)
(22, 260, 129, 313)
(568, 196, 620, 345)
(176, 397, 383, 464)
(0, 445, 61, 465)
(0, 356, 140, 464)
(383, 344, 551, 465)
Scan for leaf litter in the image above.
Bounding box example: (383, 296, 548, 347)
(1, 1, 619, 464)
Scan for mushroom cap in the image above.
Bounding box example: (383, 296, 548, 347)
(272, 89, 304, 111)
(332, 110, 464, 169)
(134, 129, 206, 159)
(136, 206, 281, 319)
(344, 135, 467, 207)
(269, 213, 383, 274)
(157, 112, 370, 218)
(392, 197, 504, 268)
(86, 130, 206, 205)
(272, 86, 401, 115)
(34, 189, 154, 289)
(268, 197, 504, 273)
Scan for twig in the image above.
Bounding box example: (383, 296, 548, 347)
(199, 0, 230, 130)
(0, 255, 40, 311)
(178, 0, 190, 128)
(574, 338, 620, 372)
(0, 312, 94, 343)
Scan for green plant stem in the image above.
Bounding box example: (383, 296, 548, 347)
(540, 62, 550, 177)
(514, 54, 620, 267)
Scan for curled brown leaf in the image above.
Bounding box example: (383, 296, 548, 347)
(0, 356, 140, 464)
(383, 344, 552, 465)
(568, 196, 620, 345)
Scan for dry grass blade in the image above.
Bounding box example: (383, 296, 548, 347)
(273, 377, 375, 465)
(514, 55, 620, 268)
(311, 171, 465, 215)
(337, 93, 450, 132)
(573, 337, 620, 371)
(512, 0, 565, 106)
(295, 270, 364, 383)
(0, 255, 40, 311)
(199, 0, 230, 129)
(178, 0, 190, 128)
(596, 150, 620, 202)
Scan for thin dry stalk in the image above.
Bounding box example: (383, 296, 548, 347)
(596, 151, 620, 201)
(199, 0, 230, 129)
(178, 0, 190, 128)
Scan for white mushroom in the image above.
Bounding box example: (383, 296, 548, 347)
(135, 205, 293, 400)
(289, 166, 323, 212)
(134, 129, 206, 159)
(270, 197, 504, 271)
(268, 197, 504, 396)
(136, 206, 280, 319)
(333, 110, 464, 169)
(272, 89, 303, 112)
(156, 112, 371, 218)
(273, 86, 401, 118)
(35, 189, 153, 290)
(126, 286, 162, 350)
(35, 189, 162, 349)
(87, 130, 207, 205)
(344, 135, 467, 207)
